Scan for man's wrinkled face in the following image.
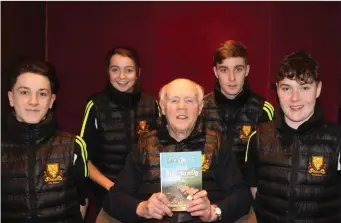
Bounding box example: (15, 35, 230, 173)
(160, 82, 203, 133)
(214, 57, 249, 99)
(8, 72, 56, 124)
(277, 77, 321, 129)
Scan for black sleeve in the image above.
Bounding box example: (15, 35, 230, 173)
(259, 101, 275, 123)
(245, 132, 259, 187)
(338, 153, 340, 189)
(150, 100, 161, 130)
(102, 145, 145, 222)
(79, 100, 99, 161)
(337, 143, 341, 208)
(337, 152, 341, 172)
(72, 136, 90, 206)
(214, 138, 253, 223)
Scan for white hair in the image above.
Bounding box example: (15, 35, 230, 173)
(159, 78, 204, 103)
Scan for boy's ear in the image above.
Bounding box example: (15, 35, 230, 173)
(8, 91, 14, 107)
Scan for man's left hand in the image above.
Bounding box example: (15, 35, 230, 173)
(186, 190, 212, 222)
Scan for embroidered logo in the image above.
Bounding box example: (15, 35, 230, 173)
(308, 156, 327, 176)
(137, 120, 149, 135)
(43, 163, 63, 184)
(201, 154, 210, 171)
(240, 125, 252, 140)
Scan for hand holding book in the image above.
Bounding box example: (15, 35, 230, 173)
(186, 190, 214, 222)
(136, 192, 173, 220)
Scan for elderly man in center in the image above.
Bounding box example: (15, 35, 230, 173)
(102, 78, 252, 223)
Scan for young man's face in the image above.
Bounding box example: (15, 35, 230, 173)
(277, 77, 322, 129)
(8, 72, 56, 124)
(213, 57, 250, 99)
(108, 54, 138, 93)
(160, 81, 203, 134)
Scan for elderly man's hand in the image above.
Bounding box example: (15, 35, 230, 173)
(136, 192, 173, 220)
(186, 190, 212, 222)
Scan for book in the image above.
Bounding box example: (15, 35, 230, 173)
(160, 151, 202, 212)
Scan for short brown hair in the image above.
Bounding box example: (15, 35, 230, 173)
(8, 59, 59, 93)
(277, 51, 319, 84)
(213, 40, 248, 66)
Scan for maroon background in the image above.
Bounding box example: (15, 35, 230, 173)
(46, 2, 341, 133)
(2, 2, 340, 134)
(1, 2, 46, 115)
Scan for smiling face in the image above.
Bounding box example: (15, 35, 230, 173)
(214, 57, 250, 99)
(160, 80, 203, 136)
(277, 78, 322, 129)
(108, 54, 139, 93)
(8, 72, 56, 124)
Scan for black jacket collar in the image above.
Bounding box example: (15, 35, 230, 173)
(105, 82, 141, 108)
(214, 80, 251, 107)
(5, 110, 57, 147)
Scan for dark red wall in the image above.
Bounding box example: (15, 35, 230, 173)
(1, 2, 46, 115)
(45, 2, 340, 133)
(269, 2, 341, 122)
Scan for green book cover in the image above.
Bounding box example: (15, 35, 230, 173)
(160, 151, 202, 212)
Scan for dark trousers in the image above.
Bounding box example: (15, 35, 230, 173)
(85, 192, 106, 223)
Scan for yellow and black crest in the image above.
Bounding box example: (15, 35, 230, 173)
(137, 120, 149, 135)
(308, 156, 327, 176)
(201, 154, 210, 171)
(240, 125, 252, 140)
(43, 163, 63, 184)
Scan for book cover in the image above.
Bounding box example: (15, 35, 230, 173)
(160, 151, 202, 212)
